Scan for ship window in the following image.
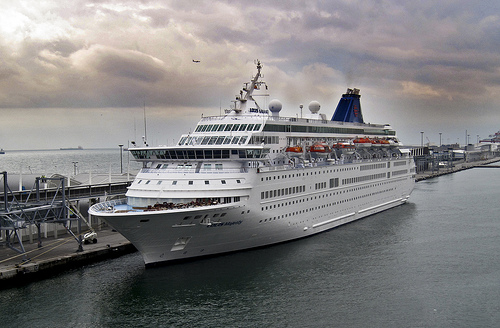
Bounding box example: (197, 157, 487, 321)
(188, 181, 193, 185)
(178, 137, 187, 145)
(208, 136, 218, 144)
(203, 164, 212, 170)
(221, 213, 227, 217)
(239, 124, 247, 131)
(217, 124, 226, 131)
(205, 180, 209, 185)
(231, 136, 240, 144)
(216, 137, 225, 145)
(223, 137, 232, 144)
(239, 136, 248, 144)
(234, 196, 240, 202)
(145, 180, 151, 184)
(247, 124, 255, 131)
(236, 180, 241, 183)
(201, 136, 210, 145)
(221, 180, 226, 184)
(204, 150, 213, 158)
(156, 164, 162, 169)
(254, 124, 261, 131)
(172, 181, 177, 185)
(157, 181, 162, 185)
(183, 216, 192, 220)
(210, 125, 218, 131)
(200, 125, 208, 132)
(231, 124, 240, 131)
(162, 164, 169, 168)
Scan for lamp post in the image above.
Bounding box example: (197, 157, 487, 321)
(118, 144, 124, 174)
(72, 162, 78, 175)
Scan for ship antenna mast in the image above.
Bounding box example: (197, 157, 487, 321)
(143, 99, 148, 146)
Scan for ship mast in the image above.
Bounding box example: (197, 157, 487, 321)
(233, 60, 264, 113)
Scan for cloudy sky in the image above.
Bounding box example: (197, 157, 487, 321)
(1, 0, 500, 150)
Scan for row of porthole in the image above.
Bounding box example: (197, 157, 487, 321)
(260, 182, 398, 214)
(259, 188, 395, 224)
(261, 179, 399, 211)
(137, 179, 242, 186)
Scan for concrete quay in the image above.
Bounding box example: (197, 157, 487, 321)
(415, 157, 500, 181)
(0, 227, 136, 289)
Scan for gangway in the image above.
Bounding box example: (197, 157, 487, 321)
(0, 172, 89, 261)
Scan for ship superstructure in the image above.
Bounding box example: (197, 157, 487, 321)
(89, 61, 415, 266)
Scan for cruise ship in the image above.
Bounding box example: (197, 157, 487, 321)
(89, 61, 416, 266)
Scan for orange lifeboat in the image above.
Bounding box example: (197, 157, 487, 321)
(286, 146, 303, 157)
(353, 138, 372, 147)
(309, 143, 331, 153)
(285, 146, 303, 153)
(379, 139, 390, 146)
(334, 142, 354, 149)
(353, 138, 371, 144)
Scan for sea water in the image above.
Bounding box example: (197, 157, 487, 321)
(0, 151, 499, 327)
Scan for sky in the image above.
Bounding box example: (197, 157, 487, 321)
(1, 0, 500, 150)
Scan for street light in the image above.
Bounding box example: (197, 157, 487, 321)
(118, 144, 124, 174)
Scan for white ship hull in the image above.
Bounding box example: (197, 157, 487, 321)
(89, 61, 416, 266)
(91, 158, 414, 266)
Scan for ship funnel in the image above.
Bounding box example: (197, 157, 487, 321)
(331, 88, 364, 123)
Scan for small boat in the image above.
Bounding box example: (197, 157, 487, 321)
(309, 143, 331, 153)
(60, 146, 83, 150)
(333, 142, 354, 149)
(285, 146, 303, 157)
(285, 146, 303, 153)
(0, 149, 5, 154)
(353, 138, 372, 147)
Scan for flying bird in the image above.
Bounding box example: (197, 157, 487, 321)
(192, 59, 200, 63)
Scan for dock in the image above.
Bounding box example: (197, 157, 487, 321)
(0, 227, 136, 288)
(415, 157, 500, 181)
